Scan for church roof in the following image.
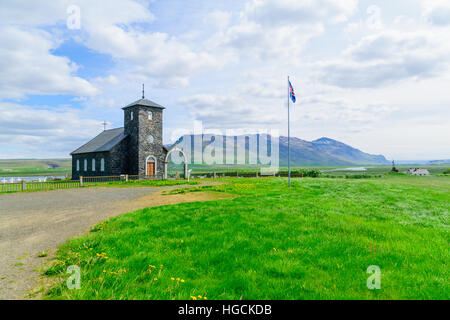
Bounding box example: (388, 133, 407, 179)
(71, 128, 127, 155)
(122, 98, 165, 110)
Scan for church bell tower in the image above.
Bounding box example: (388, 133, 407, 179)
(123, 85, 166, 177)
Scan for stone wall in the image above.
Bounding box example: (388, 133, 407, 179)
(124, 105, 167, 178)
(109, 137, 129, 175)
(71, 152, 110, 180)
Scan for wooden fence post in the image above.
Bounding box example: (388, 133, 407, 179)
(213, 172, 217, 179)
(80, 176, 83, 187)
(125, 174, 129, 182)
(22, 180, 26, 191)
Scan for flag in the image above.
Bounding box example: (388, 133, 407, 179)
(289, 80, 296, 103)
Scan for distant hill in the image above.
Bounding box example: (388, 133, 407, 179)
(428, 159, 450, 165)
(279, 137, 389, 166)
(168, 135, 389, 166)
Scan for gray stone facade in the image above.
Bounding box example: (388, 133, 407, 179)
(123, 104, 166, 178)
(71, 98, 167, 180)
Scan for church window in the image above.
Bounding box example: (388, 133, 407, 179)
(76, 160, 79, 171)
(100, 158, 105, 172)
(148, 135, 154, 144)
(148, 111, 152, 120)
(84, 159, 87, 171)
(130, 111, 133, 121)
(92, 159, 96, 172)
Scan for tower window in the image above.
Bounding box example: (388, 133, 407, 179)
(130, 111, 134, 121)
(148, 135, 154, 144)
(148, 111, 153, 120)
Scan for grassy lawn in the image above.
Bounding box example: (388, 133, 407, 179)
(97, 180, 199, 188)
(0, 159, 71, 177)
(44, 176, 449, 300)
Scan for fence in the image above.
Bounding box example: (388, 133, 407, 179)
(81, 175, 157, 186)
(0, 175, 158, 193)
(0, 180, 81, 193)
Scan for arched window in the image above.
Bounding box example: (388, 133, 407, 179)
(84, 159, 87, 171)
(100, 158, 105, 172)
(148, 111, 152, 120)
(76, 160, 80, 171)
(148, 135, 154, 144)
(130, 111, 134, 121)
(92, 159, 96, 172)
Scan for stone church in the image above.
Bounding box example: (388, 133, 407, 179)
(71, 93, 175, 180)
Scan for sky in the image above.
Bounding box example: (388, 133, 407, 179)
(0, 0, 449, 160)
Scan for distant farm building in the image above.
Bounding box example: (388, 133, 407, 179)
(405, 168, 430, 176)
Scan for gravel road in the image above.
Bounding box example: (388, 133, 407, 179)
(0, 185, 219, 300)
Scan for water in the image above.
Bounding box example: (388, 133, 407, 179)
(0, 176, 66, 184)
(322, 167, 367, 172)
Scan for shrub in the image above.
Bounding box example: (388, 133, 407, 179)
(443, 169, 450, 175)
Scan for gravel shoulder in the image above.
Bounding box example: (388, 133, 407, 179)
(0, 183, 229, 299)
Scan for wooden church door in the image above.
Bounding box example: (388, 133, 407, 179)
(146, 161, 155, 176)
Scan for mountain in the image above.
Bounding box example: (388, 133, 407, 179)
(168, 135, 389, 166)
(277, 137, 388, 166)
(428, 159, 450, 164)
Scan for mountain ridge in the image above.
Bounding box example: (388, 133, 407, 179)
(167, 135, 389, 166)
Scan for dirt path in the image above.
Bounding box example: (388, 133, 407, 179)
(0, 184, 230, 300)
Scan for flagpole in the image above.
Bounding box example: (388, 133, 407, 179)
(287, 76, 291, 189)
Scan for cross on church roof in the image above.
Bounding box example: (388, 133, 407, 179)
(142, 84, 145, 99)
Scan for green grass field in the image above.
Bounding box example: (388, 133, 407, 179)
(0, 159, 71, 177)
(1, 158, 448, 178)
(44, 175, 449, 300)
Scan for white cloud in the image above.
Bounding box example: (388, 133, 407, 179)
(316, 30, 450, 88)
(214, 0, 358, 61)
(0, 26, 98, 99)
(0, 0, 222, 93)
(205, 10, 231, 30)
(0, 102, 103, 158)
(71, 1, 224, 88)
(243, 0, 358, 26)
(419, 0, 450, 26)
(0, 0, 448, 160)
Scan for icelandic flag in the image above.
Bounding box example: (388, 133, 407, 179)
(289, 80, 296, 103)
